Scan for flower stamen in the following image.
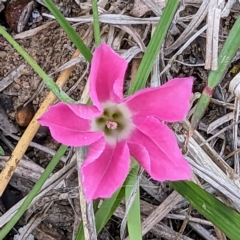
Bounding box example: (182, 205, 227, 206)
(106, 120, 118, 130)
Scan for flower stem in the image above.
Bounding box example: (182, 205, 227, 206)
(190, 14, 240, 131)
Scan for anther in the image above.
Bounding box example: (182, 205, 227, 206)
(106, 120, 118, 130)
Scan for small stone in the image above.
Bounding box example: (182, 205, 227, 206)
(15, 103, 35, 127)
(35, 126, 49, 140)
(0, 51, 7, 58)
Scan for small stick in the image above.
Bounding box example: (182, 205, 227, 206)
(212, 7, 221, 70)
(173, 206, 192, 240)
(205, 0, 214, 69)
(76, 147, 97, 240)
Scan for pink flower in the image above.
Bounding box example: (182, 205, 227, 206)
(38, 43, 193, 202)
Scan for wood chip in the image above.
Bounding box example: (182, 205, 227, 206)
(14, 21, 55, 40)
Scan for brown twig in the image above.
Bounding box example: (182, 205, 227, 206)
(174, 206, 193, 240)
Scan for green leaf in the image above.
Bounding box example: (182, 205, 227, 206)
(128, 0, 180, 95)
(125, 164, 142, 240)
(44, 0, 92, 62)
(170, 181, 240, 240)
(0, 146, 4, 155)
(191, 14, 240, 130)
(208, 15, 240, 89)
(95, 187, 125, 233)
(92, 0, 101, 46)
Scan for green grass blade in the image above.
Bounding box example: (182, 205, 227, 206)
(191, 15, 240, 130)
(95, 187, 125, 234)
(92, 0, 101, 46)
(0, 146, 4, 155)
(190, 90, 212, 131)
(208, 16, 240, 89)
(75, 187, 125, 240)
(170, 181, 240, 240)
(128, 0, 180, 95)
(44, 0, 92, 62)
(0, 27, 74, 103)
(0, 145, 68, 240)
(125, 165, 142, 240)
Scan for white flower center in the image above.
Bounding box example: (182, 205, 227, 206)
(91, 101, 135, 145)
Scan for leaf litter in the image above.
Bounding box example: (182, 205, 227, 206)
(1, 0, 240, 239)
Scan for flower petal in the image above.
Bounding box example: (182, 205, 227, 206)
(127, 142, 150, 172)
(38, 102, 103, 146)
(90, 43, 128, 110)
(81, 139, 130, 202)
(125, 77, 193, 122)
(67, 103, 102, 119)
(128, 116, 191, 181)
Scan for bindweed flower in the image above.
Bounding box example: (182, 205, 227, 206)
(38, 43, 193, 202)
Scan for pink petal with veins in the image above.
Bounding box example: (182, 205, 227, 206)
(38, 102, 103, 146)
(125, 77, 193, 123)
(127, 142, 150, 172)
(67, 103, 102, 118)
(81, 140, 130, 202)
(90, 43, 128, 110)
(128, 116, 191, 181)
